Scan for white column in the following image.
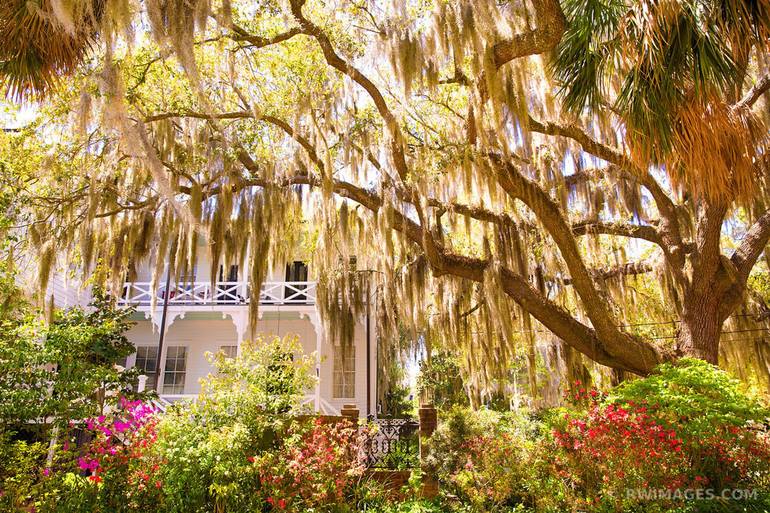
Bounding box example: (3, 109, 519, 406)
(304, 309, 323, 413)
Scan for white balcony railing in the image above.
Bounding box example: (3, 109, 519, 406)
(118, 281, 316, 306)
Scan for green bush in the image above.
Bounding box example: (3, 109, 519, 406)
(423, 406, 504, 480)
(424, 362, 770, 513)
(424, 408, 563, 512)
(151, 334, 313, 512)
(609, 358, 769, 433)
(0, 290, 138, 433)
(416, 353, 468, 409)
(363, 499, 448, 513)
(609, 358, 770, 491)
(0, 432, 48, 510)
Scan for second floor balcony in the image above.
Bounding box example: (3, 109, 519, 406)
(118, 280, 317, 307)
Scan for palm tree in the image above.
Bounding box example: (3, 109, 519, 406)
(0, 0, 104, 101)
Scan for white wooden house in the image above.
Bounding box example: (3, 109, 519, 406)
(48, 252, 377, 418)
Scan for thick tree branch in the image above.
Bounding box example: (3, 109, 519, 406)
(528, 116, 635, 170)
(228, 25, 302, 49)
(141, 109, 665, 374)
(692, 201, 730, 295)
(287, 0, 409, 181)
(238, 155, 663, 373)
(731, 208, 770, 282)
(527, 115, 688, 283)
(498, 267, 661, 372)
(487, 153, 664, 371)
(492, 0, 566, 68)
(735, 74, 770, 111)
(526, 117, 678, 225)
(591, 261, 653, 280)
(571, 220, 661, 245)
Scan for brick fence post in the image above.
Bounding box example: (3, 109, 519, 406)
(340, 403, 360, 425)
(418, 403, 438, 499)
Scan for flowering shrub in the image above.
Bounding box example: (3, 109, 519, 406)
(425, 365, 770, 513)
(547, 361, 770, 512)
(12, 349, 766, 513)
(78, 398, 160, 479)
(690, 427, 770, 491)
(423, 408, 563, 511)
(38, 398, 163, 513)
(449, 431, 530, 509)
(552, 402, 691, 510)
(609, 358, 770, 492)
(254, 418, 370, 511)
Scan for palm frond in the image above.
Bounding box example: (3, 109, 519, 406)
(552, 0, 763, 201)
(0, 0, 104, 102)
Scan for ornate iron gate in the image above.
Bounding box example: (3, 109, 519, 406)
(366, 417, 420, 469)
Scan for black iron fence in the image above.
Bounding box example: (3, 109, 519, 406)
(365, 417, 420, 469)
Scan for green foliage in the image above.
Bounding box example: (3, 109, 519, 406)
(608, 358, 770, 492)
(382, 384, 415, 418)
(201, 334, 316, 417)
(425, 366, 770, 513)
(153, 416, 263, 513)
(551, 0, 627, 114)
(552, 0, 762, 157)
(417, 353, 468, 409)
(150, 334, 315, 513)
(423, 407, 567, 512)
(609, 358, 769, 433)
(423, 407, 560, 512)
(0, 289, 137, 431)
(423, 406, 503, 480)
(363, 500, 448, 513)
(0, 432, 47, 510)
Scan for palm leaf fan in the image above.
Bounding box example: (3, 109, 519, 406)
(0, 0, 105, 101)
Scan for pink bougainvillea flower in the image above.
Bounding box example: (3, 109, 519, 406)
(114, 421, 130, 433)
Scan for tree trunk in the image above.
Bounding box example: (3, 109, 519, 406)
(676, 292, 723, 364)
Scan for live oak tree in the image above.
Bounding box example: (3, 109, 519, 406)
(2, 0, 770, 390)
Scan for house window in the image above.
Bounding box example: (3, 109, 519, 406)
(219, 264, 239, 282)
(163, 346, 187, 394)
(135, 346, 158, 390)
(219, 345, 237, 359)
(333, 344, 355, 399)
(216, 265, 241, 303)
(284, 261, 309, 302)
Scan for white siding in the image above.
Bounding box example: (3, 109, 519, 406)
(48, 273, 90, 308)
